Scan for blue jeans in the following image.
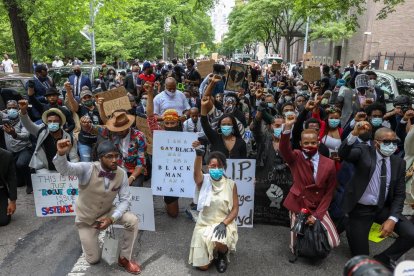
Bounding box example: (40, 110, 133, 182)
(78, 142, 93, 162)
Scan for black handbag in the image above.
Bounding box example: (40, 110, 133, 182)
(294, 220, 331, 260)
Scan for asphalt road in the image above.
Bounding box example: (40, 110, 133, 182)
(1, 186, 413, 276)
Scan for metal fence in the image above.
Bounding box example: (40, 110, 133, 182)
(369, 52, 414, 71)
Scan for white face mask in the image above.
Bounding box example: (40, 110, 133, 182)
(369, 79, 377, 87)
(165, 90, 175, 97)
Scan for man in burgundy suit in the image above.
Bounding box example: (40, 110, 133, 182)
(280, 115, 339, 260)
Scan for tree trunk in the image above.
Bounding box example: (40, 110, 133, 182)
(4, 0, 32, 73)
(285, 37, 292, 62)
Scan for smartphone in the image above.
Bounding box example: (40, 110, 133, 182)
(28, 80, 35, 88)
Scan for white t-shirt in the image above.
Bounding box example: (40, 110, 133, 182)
(2, 59, 13, 73)
(52, 60, 64, 68)
(153, 90, 191, 116)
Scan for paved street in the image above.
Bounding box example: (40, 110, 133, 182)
(1, 186, 413, 276)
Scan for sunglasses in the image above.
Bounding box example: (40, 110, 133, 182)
(377, 139, 399, 146)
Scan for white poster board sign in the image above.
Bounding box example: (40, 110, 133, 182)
(151, 131, 198, 198)
(114, 187, 155, 231)
(32, 173, 79, 217)
(225, 159, 256, 228)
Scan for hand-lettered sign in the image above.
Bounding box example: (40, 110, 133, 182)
(32, 173, 79, 217)
(95, 86, 132, 116)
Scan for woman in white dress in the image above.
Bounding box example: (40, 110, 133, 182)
(189, 145, 239, 273)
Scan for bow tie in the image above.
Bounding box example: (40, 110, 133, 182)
(98, 171, 116, 180)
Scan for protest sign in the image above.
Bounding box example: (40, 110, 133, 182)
(197, 59, 215, 78)
(151, 131, 198, 198)
(136, 116, 153, 154)
(225, 62, 249, 92)
(32, 173, 79, 217)
(271, 63, 281, 72)
(225, 159, 256, 228)
(95, 86, 131, 116)
(211, 53, 219, 61)
(114, 187, 155, 231)
(303, 67, 321, 82)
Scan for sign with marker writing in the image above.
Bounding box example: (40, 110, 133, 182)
(32, 173, 79, 217)
(151, 131, 198, 198)
(114, 187, 155, 231)
(95, 86, 131, 116)
(225, 159, 256, 228)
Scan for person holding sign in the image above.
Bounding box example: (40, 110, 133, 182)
(146, 82, 184, 217)
(53, 140, 141, 274)
(280, 115, 339, 261)
(189, 146, 239, 273)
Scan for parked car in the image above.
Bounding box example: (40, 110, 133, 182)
(0, 73, 32, 110)
(48, 65, 115, 91)
(375, 70, 414, 110)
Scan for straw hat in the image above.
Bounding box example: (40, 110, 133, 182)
(106, 110, 135, 132)
(42, 108, 66, 126)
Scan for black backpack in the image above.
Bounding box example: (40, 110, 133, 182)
(294, 220, 331, 261)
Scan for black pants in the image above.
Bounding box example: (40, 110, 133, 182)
(0, 188, 11, 226)
(347, 204, 414, 261)
(13, 149, 32, 191)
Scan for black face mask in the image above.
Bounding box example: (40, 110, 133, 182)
(359, 131, 372, 142)
(74, 70, 81, 77)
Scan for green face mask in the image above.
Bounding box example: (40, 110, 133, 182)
(83, 100, 94, 107)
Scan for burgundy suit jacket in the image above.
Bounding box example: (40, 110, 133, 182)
(279, 132, 337, 220)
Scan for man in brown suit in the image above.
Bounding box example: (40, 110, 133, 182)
(53, 140, 141, 274)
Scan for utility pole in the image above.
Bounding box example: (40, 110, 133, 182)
(303, 16, 310, 55)
(90, 0, 96, 65)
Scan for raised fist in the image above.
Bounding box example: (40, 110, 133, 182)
(56, 139, 71, 156)
(18, 100, 29, 115)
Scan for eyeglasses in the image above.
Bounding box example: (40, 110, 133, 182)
(103, 154, 120, 160)
(377, 139, 399, 146)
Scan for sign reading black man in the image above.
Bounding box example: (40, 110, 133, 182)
(151, 131, 198, 198)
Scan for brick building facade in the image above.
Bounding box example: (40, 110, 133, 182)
(310, 0, 414, 71)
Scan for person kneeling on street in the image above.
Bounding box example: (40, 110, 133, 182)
(53, 140, 141, 274)
(189, 145, 239, 273)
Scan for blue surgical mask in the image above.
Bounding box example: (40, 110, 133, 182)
(328, 118, 340, 128)
(220, 125, 233, 136)
(371, 118, 383, 127)
(141, 99, 147, 107)
(209, 168, 224, 181)
(267, 103, 274, 108)
(48, 122, 60, 132)
(273, 127, 282, 138)
(7, 109, 18, 119)
(284, 111, 295, 118)
(379, 143, 397, 157)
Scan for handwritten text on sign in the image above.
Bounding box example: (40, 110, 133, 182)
(32, 173, 79, 217)
(151, 131, 198, 198)
(225, 159, 256, 228)
(114, 187, 155, 231)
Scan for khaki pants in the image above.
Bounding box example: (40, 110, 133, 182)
(76, 211, 139, 264)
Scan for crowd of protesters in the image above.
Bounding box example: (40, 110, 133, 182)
(0, 57, 414, 274)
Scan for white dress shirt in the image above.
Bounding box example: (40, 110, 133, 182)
(53, 154, 131, 220)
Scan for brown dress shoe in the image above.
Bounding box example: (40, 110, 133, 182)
(118, 257, 142, 274)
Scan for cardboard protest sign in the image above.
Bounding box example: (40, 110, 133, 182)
(114, 187, 155, 231)
(211, 53, 219, 61)
(96, 86, 131, 116)
(136, 116, 153, 154)
(225, 62, 249, 92)
(151, 131, 198, 198)
(303, 67, 321, 82)
(32, 173, 79, 217)
(197, 59, 215, 78)
(271, 63, 281, 72)
(225, 159, 256, 228)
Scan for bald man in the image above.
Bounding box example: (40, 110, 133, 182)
(183, 107, 203, 134)
(339, 125, 414, 271)
(69, 65, 92, 97)
(153, 77, 190, 116)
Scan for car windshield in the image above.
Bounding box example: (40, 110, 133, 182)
(396, 78, 414, 97)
